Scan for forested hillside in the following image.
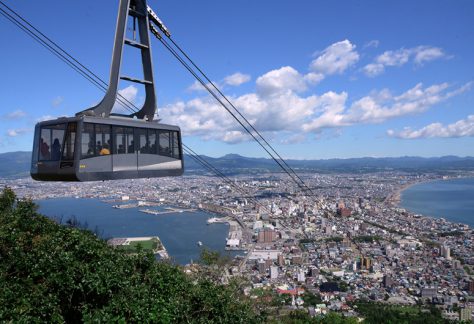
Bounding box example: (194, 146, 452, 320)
(0, 187, 263, 323)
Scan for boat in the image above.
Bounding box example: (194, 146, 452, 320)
(197, 241, 203, 246)
(207, 217, 219, 224)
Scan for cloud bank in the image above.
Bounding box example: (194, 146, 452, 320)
(363, 45, 447, 77)
(388, 115, 474, 139)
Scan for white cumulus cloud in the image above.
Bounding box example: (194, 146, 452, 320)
(187, 80, 213, 92)
(387, 115, 474, 139)
(36, 115, 59, 122)
(6, 128, 31, 137)
(342, 82, 466, 124)
(256, 66, 308, 96)
(52, 96, 64, 107)
(223, 72, 251, 86)
(155, 40, 468, 144)
(159, 78, 471, 143)
(363, 45, 447, 77)
(113, 85, 139, 113)
(310, 40, 359, 76)
(413, 46, 446, 65)
(4, 110, 26, 119)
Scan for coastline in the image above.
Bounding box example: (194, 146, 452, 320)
(389, 176, 474, 228)
(385, 178, 439, 207)
(387, 176, 474, 206)
(36, 197, 233, 264)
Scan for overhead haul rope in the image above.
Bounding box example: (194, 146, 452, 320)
(148, 17, 315, 196)
(167, 37, 312, 194)
(1, 0, 312, 197)
(0, 2, 137, 115)
(152, 32, 313, 196)
(0, 0, 271, 213)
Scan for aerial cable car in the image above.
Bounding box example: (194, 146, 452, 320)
(31, 0, 183, 181)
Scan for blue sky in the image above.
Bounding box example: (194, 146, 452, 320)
(0, 0, 473, 158)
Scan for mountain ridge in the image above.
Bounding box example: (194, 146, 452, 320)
(1, 151, 474, 178)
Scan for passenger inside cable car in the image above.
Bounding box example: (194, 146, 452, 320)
(31, 119, 183, 181)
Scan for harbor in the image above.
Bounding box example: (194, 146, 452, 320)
(206, 216, 244, 251)
(140, 207, 197, 215)
(113, 201, 162, 209)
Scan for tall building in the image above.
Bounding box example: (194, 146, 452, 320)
(297, 269, 305, 283)
(278, 254, 285, 267)
(337, 207, 352, 217)
(459, 308, 472, 322)
(361, 256, 372, 270)
(257, 259, 266, 274)
(452, 259, 461, 269)
(336, 200, 351, 216)
(441, 245, 451, 259)
(264, 258, 273, 269)
(257, 228, 276, 243)
(468, 280, 474, 294)
(270, 266, 278, 280)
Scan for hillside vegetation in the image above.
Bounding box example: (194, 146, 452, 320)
(0, 188, 449, 323)
(0, 187, 263, 323)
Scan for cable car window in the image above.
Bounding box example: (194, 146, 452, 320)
(96, 124, 111, 155)
(40, 128, 51, 161)
(81, 123, 95, 158)
(148, 129, 157, 154)
(158, 131, 171, 157)
(39, 124, 66, 161)
(172, 131, 180, 159)
(114, 126, 134, 154)
(62, 122, 76, 160)
(127, 128, 135, 154)
(138, 128, 148, 154)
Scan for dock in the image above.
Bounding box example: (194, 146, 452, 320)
(139, 207, 197, 215)
(112, 200, 162, 209)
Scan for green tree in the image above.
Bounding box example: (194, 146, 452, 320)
(0, 186, 15, 212)
(303, 291, 323, 306)
(0, 188, 264, 323)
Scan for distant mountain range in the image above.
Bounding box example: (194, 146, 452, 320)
(1, 151, 474, 179)
(184, 154, 474, 175)
(0, 151, 32, 179)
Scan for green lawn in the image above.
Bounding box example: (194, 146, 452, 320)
(118, 238, 162, 253)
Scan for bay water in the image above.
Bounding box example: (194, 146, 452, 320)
(400, 177, 474, 228)
(36, 198, 235, 265)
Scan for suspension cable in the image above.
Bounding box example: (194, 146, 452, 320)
(0, 1, 273, 211)
(0, 2, 137, 115)
(166, 36, 312, 193)
(153, 33, 312, 194)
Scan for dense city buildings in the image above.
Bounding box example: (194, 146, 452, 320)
(2, 169, 474, 320)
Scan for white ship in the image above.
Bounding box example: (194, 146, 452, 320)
(207, 217, 220, 224)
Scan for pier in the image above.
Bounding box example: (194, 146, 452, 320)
(139, 207, 197, 215)
(113, 200, 161, 209)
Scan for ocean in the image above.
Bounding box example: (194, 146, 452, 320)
(400, 177, 474, 228)
(36, 198, 237, 265)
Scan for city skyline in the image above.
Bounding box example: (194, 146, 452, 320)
(0, 0, 473, 158)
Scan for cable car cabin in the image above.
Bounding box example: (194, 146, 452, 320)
(31, 116, 184, 181)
